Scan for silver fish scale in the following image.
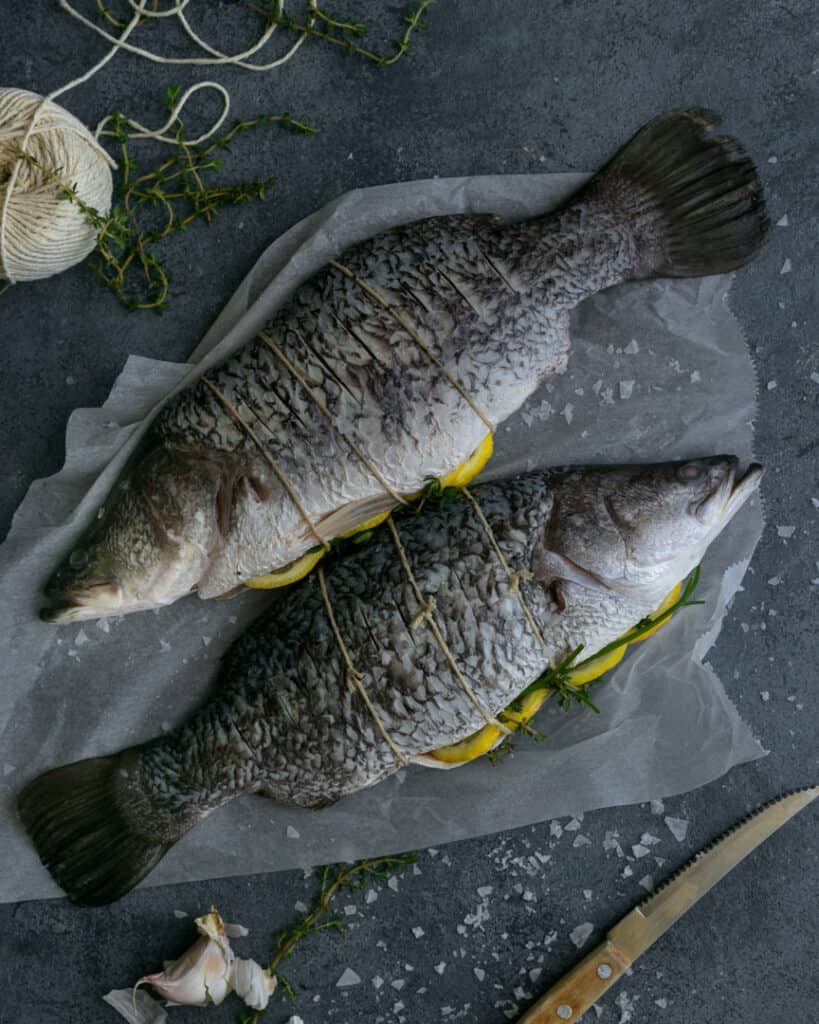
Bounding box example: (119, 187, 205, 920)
(149, 207, 636, 594)
(139, 474, 650, 815)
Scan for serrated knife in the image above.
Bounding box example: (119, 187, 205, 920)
(518, 786, 819, 1023)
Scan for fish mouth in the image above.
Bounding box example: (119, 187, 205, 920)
(696, 460, 764, 527)
(40, 581, 125, 624)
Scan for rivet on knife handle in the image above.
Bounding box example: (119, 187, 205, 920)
(517, 939, 631, 1023)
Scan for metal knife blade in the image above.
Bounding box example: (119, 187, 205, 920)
(517, 786, 818, 1024)
(608, 785, 819, 961)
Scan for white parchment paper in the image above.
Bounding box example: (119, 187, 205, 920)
(0, 174, 765, 902)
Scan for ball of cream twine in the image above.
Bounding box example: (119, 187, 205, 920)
(0, 88, 113, 284)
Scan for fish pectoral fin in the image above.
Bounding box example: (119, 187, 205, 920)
(531, 548, 613, 600)
(312, 492, 399, 542)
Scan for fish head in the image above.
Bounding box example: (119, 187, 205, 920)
(544, 457, 763, 599)
(41, 448, 227, 623)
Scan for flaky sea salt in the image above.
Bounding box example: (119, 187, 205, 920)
(569, 922, 594, 948)
(412, 926, 425, 938)
(624, 338, 640, 354)
(777, 525, 796, 539)
(336, 967, 361, 987)
(473, 967, 486, 982)
(603, 830, 624, 857)
(286, 825, 300, 839)
(434, 962, 446, 975)
(776, 214, 788, 227)
(650, 799, 665, 815)
(664, 816, 689, 842)
(780, 258, 792, 274)
(638, 875, 655, 892)
(616, 991, 637, 1023)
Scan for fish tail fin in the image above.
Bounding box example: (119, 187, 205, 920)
(585, 108, 768, 278)
(18, 748, 184, 905)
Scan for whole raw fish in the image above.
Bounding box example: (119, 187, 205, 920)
(20, 456, 762, 903)
(42, 109, 767, 622)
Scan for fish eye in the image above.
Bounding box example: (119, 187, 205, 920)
(68, 548, 89, 570)
(677, 462, 704, 483)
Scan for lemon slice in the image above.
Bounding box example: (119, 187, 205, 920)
(429, 685, 552, 764)
(629, 581, 682, 642)
(440, 433, 494, 489)
(565, 643, 627, 686)
(429, 722, 505, 764)
(245, 547, 326, 590)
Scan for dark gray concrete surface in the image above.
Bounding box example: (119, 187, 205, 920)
(1, 2, 817, 1022)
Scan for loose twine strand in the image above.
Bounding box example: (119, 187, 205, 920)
(0, 0, 313, 283)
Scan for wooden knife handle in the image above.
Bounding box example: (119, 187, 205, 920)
(517, 939, 631, 1023)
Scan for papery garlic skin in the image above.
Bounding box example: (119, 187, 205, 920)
(103, 988, 168, 1024)
(231, 957, 277, 1011)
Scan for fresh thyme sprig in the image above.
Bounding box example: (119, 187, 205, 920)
(95, 97, 317, 311)
(16, 96, 314, 312)
(237, 852, 416, 1020)
(250, 0, 433, 66)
